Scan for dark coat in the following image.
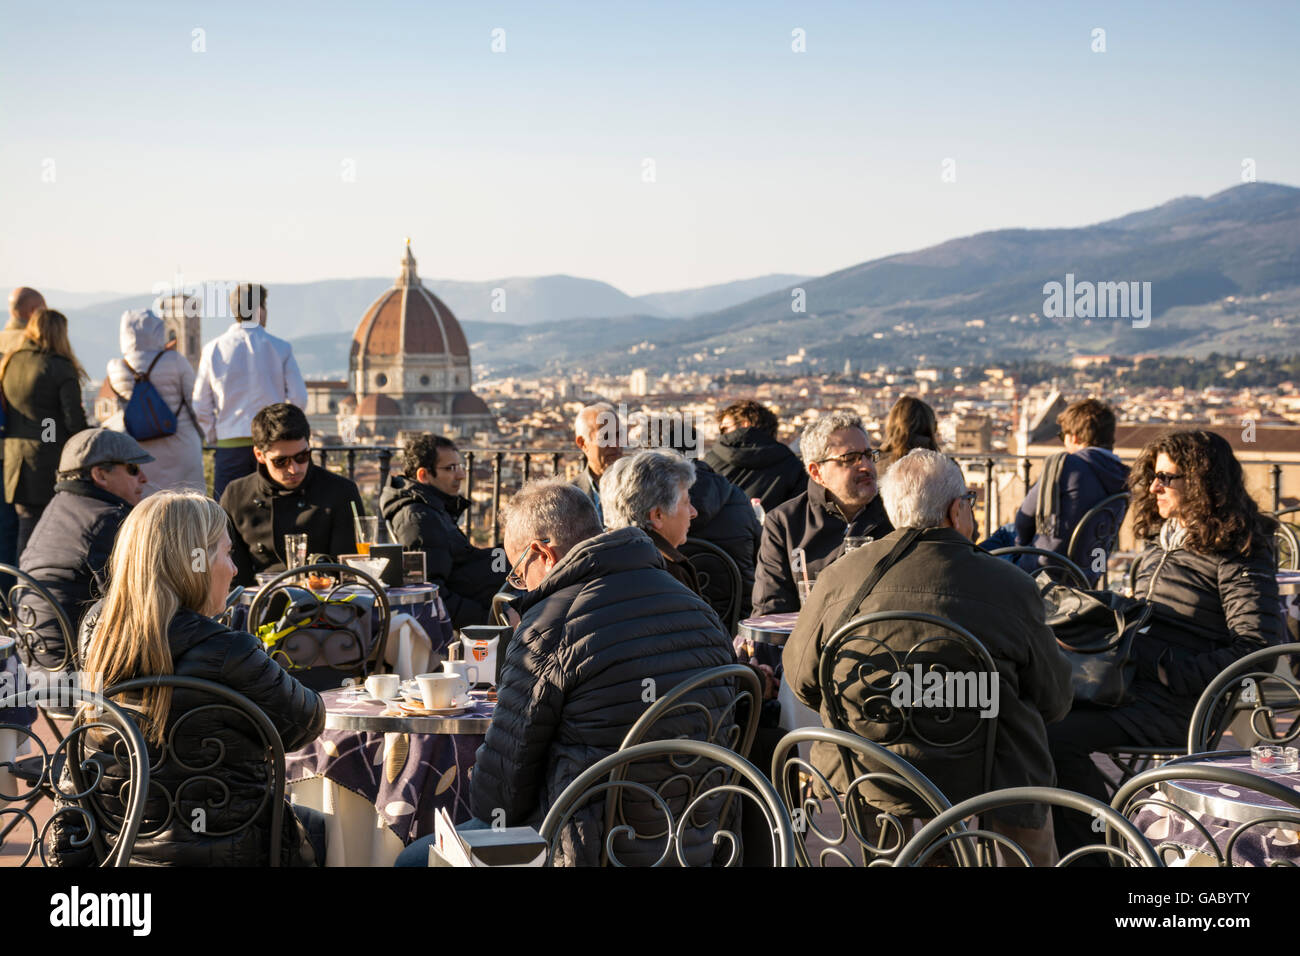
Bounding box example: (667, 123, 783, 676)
(18, 478, 131, 669)
(687, 460, 760, 619)
(470, 527, 736, 866)
(379, 474, 505, 629)
(1115, 532, 1283, 744)
(1, 343, 89, 507)
(220, 463, 365, 587)
(1015, 447, 1130, 584)
(574, 466, 604, 524)
(703, 426, 807, 511)
(646, 527, 704, 596)
(784, 526, 1073, 825)
(752, 480, 894, 615)
(48, 605, 325, 866)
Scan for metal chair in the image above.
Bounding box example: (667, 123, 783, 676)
(0, 563, 78, 674)
(538, 739, 797, 866)
(247, 562, 391, 689)
(0, 684, 150, 867)
(1066, 491, 1131, 589)
(620, 663, 761, 758)
(819, 611, 1001, 800)
(987, 547, 1090, 589)
(894, 787, 1162, 867)
(103, 675, 291, 867)
(1112, 755, 1300, 866)
(1270, 515, 1300, 571)
(679, 537, 744, 635)
(1186, 643, 1300, 754)
(770, 726, 971, 867)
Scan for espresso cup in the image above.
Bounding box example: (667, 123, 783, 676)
(442, 659, 480, 686)
(365, 674, 400, 701)
(416, 673, 467, 709)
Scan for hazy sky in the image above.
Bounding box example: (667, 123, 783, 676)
(3, 0, 1297, 297)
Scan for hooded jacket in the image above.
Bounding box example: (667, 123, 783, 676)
(470, 527, 737, 866)
(1014, 446, 1130, 584)
(220, 463, 364, 587)
(784, 526, 1073, 826)
(104, 309, 205, 494)
(687, 460, 760, 619)
(18, 478, 131, 669)
(752, 480, 895, 616)
(47, 605, 325, 867)
(379, 474, 505, 629)
(703, 426, 807, 511)
(1, 342, 88, 507)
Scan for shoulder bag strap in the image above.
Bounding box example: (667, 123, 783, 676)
(830, 526, 925, 635)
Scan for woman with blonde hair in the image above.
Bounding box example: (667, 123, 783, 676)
(0, 308, 89, 552)
(49, 490, 326, 866)
(878, 396, 940, 469)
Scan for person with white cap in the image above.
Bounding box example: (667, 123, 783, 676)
(17, 428, 152, 671)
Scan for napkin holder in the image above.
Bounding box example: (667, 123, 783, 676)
(459, 625, 510, 687)
(432, 808, 546, 866)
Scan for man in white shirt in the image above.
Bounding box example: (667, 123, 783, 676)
(193, 283, 308, 500)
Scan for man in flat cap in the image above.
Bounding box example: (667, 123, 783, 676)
(18, 428, 152, 670)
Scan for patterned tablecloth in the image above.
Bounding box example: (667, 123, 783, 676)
(286, 687, 495, 844)
(0, 637, 36, 728)
(1133, 754, 1300, 866)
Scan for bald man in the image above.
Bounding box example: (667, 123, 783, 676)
(0, 287, 43, 585)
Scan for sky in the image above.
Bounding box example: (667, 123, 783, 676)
(2, 0, 1297, 297)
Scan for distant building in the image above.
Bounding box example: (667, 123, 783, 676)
(345, 241, 494, 441)
(629, 368, 650, 396)
(305, 380, 350, 439)
(155, 292, 203, 371)
(955, 415, 992, 454)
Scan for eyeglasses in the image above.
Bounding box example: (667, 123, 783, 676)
(958, 491, 977, 506)
(816, 449, 881, 467)
(103, 461, 141, 476)
(438, 461, 467, 473)
(506, 538, 551, 589)
(266, 448, 313, 470)
(1149, 471, 1184, 487)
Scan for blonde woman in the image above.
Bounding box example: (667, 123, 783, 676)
(48, 491, 326, 866)
(0, 308, 90, 552)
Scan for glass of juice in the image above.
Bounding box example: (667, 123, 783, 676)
(354, 515, 378, 555)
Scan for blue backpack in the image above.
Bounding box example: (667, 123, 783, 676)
(115, 352, 178, 441)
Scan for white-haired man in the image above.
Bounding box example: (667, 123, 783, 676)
(784, 449, 1073, 865)
(752, 411, 893, 615)
(573, 402, 625, 523)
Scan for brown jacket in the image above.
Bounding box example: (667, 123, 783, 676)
(783, 526, 1073, 824)
(646, 528, 704, 596)
(1, 343, 89, 506)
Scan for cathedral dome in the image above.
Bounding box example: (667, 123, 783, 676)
(351, 242, 469, 360)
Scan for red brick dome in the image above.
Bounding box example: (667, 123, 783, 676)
(351, 242, 470, 360)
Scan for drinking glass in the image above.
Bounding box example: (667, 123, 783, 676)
(796, 572, 818, 607)
(354, 516, 378, 555)
(284, 533, 309, 569)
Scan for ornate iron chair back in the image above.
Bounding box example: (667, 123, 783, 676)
(103, 675, 289, 867)
(819, 611, 1001, 801)
(1066, 491, 1131, 589)
(538, 739, 796, 867)
(247, 562, 391, 688)
(987, 547, 1090, 589)
(1186, 643, 1300, 754)
(1272, 519, 1300, 571)
(0, 685, 150, 867)
(679, 537, 744, 635)
(1112, 755, 1300, 867)
(0, 562, 79, 674)
(894, 786, 1162, 867)
(770, 726, 975, 867)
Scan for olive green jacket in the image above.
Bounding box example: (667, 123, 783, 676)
(2, 343, 89, 506)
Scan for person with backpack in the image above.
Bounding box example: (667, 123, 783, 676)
(104, 308, 205, 495)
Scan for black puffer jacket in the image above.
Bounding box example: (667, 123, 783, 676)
(379, 474, 505, 629)
(688, 460, 760, 620)
(48, 605, 325, 866)
(18, 479, 130, 669)
(470, 527, 736, 866)
(221, 463, 365, 587)
(1118, 529, 1283, 744)
(704, 426, 807, 511)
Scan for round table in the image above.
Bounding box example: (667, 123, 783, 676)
(1158, 754, 1300, 825)
(737, 612, 799, 646)
(323, 686, 494, 735)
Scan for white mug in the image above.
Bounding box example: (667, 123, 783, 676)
(442, 659, 480, 686)
(365, 674, 400, 701)
(416, 672, 467, 709)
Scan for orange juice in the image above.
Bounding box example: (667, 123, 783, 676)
(357, 541, 371, 555)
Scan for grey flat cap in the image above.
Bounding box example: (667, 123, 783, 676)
(59, 428, 156, 475)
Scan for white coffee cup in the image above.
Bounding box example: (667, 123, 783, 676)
(365, 674, 400, 701)
(442, 659, 480, 686)
(416, 672, 467, 709)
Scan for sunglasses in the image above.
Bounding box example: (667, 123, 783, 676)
(102, 461, 142, 476)
(816, 449, 881, 467)
(266, 448, 313, 470)
(1149, 471, 1185, 486)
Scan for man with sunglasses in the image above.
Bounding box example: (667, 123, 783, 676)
(18, 428, 153, 671)
(220, 403, 364, 586)
(380, 433, 506, 629)
(752, 411, 893, 615)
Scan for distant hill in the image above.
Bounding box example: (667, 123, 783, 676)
(632, 274, 809, 318)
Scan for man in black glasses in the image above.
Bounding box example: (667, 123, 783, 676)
(379, 433, 505, 629)
(752, 411, 893, 615)
(220, 403, 364, 586)
(19, 428, 153, 670)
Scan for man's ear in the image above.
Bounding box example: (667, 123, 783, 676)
(574, 432, 587, 454)
(252, 446, 267, 464)
(806, 461, 821, 485)
(945, 498, 961, 529)
(415, 466, 432, 485)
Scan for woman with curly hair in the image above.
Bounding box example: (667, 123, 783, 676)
(1049, 429, 1282, 856)
(877, 396, 940, 469)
